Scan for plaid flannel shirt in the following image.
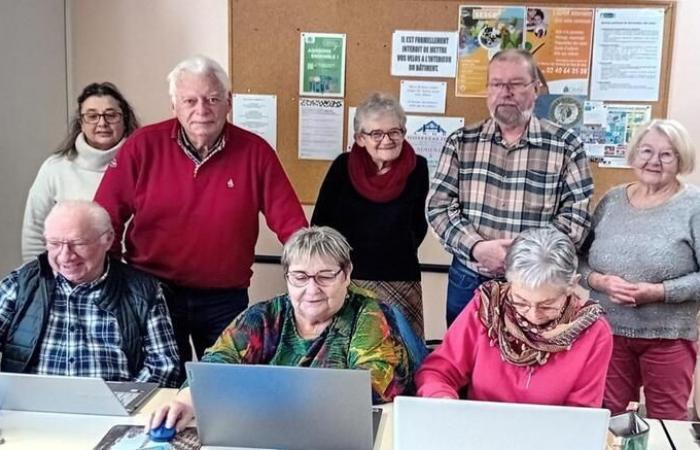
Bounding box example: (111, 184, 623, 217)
(426, 117, 593, 272)
(0, 264, 180, 387)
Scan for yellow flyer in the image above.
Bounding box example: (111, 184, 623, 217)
(456, 6, 526, 97)
(526, 7, 594, 95)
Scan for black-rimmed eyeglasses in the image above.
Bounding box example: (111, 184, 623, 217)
(486, 80, 537, 93)
(285, 268, 344, 287)
(80, 111, 123, 124)
(361, 128, 406, 143)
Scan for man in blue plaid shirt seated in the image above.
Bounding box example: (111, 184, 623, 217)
(0, 200, 180, 387)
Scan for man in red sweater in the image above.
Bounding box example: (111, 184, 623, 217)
(94, 56, 307, 377)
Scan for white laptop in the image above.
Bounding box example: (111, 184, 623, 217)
(394, 396, 610, 450)
(187, 362, 379, 450)
(0, 372, 158, 416)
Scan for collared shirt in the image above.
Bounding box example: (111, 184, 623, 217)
(177, 125, 226, 166)
(426, 117, 593, 272)
(0, 264, 180, 387)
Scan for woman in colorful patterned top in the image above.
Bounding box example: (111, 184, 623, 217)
(416, 228, 613, 407)
(148, 226, 411, 432)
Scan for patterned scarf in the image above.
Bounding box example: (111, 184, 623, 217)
(478, 281, 604, 367)
(347, 141, 417, 203)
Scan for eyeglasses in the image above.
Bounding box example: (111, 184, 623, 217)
(487, 80, 537, 92)
(508, 293, 566, 315)
(361, 128, 406, 143)
(637, 147, 677, 164)
(285, 268, 344, 287)
(80, 111, 123, 124)
(45, 231, 109, 254)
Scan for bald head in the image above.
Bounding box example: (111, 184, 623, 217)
(44, 200, 113, 235)
(43, 201, 115, 285)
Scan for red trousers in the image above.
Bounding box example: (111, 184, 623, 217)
(604, 335, 697, 420)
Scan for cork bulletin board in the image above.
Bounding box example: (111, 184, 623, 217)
(229, 0, 676, 205)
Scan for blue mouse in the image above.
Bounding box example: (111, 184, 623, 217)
(149, 424, 176, 442)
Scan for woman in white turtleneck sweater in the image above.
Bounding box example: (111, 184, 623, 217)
(22, 82, 139, 260)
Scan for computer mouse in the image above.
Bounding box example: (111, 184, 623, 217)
(149, 424, 176, 442)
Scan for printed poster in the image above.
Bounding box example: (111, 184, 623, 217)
(298, 98, 345, 160)
(299, 32, 346, 97)
(456, 5, 526, 97)
(525, 7, 594, 95)
(400, 80, 447, 114)
(391, 30, 458, 78)
(534, 94, 586, 133)
(590, 9, 664, 101)
(405, 116, 465, 178)
(232, 94, 277, 150)
(579, 102, 652, 167)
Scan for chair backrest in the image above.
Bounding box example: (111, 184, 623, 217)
(379, 302, 429, 392)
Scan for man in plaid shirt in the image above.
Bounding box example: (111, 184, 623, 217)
(427, 49, 594, 325)
(0, 201, 180, 387)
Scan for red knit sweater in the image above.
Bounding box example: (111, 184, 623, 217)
(417, 293, 613, 407)
(94, 119, 307, 289)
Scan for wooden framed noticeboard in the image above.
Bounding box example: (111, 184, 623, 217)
(229, 0, 676, 204)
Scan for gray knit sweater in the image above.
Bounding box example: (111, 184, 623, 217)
(580, 184, 700, 340)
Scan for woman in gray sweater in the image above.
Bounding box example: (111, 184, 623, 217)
(580, 119, 700, 420)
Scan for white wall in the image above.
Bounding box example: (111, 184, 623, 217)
(0, 0, 68, 274)
(668, 0, 700, 185)
(67, 0, 229, 125)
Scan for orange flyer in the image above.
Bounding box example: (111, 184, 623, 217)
(526, 7, 594, 95)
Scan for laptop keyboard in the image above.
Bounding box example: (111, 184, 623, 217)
(114, 390, 140, 406)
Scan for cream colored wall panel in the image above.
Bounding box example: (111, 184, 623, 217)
(0, 0, 68, 274)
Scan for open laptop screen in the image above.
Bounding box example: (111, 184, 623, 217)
(394, 396, 610, 450)
(187, 362, 375, 450)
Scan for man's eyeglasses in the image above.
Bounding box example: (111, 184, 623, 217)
(637, 147, 677, 164)
(285, 268, 344, 287)
(80, 111, 123, 124)
(361, 128, 406, 143)
(45, 231, 109, 253)
(487, 80, 537, 93)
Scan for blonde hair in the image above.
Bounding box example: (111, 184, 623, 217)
(281, 226, 352, 273)
(626, 119, 695, 174)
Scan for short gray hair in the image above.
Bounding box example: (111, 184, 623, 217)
(626, 119, 695, 174)
(166, 55, 231, 103)
(353, 92, 407, 136)
(44, 200, 114, 237)
(505, 227, 578, 289)
(281, 226, 352, 273)
(489, 49, 539, 83)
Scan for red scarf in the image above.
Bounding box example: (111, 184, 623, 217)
(347, 141, 417, 203)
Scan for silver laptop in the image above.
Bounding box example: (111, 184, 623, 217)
(394, 396, 610, 450)
(0, 372, 158, 416)
(187, 362, 376, 450)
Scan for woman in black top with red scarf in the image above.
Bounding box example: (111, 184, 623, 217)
(312, 92, 429, 337)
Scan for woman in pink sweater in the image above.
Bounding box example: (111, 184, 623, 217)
(417, 228, 613, 407)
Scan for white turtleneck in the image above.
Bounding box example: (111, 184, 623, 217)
(21, 133, 124, 261)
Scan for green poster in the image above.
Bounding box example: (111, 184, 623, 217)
(299, 32, 346, 97)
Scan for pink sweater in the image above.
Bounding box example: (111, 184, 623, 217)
(417, 293, 613, 407)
